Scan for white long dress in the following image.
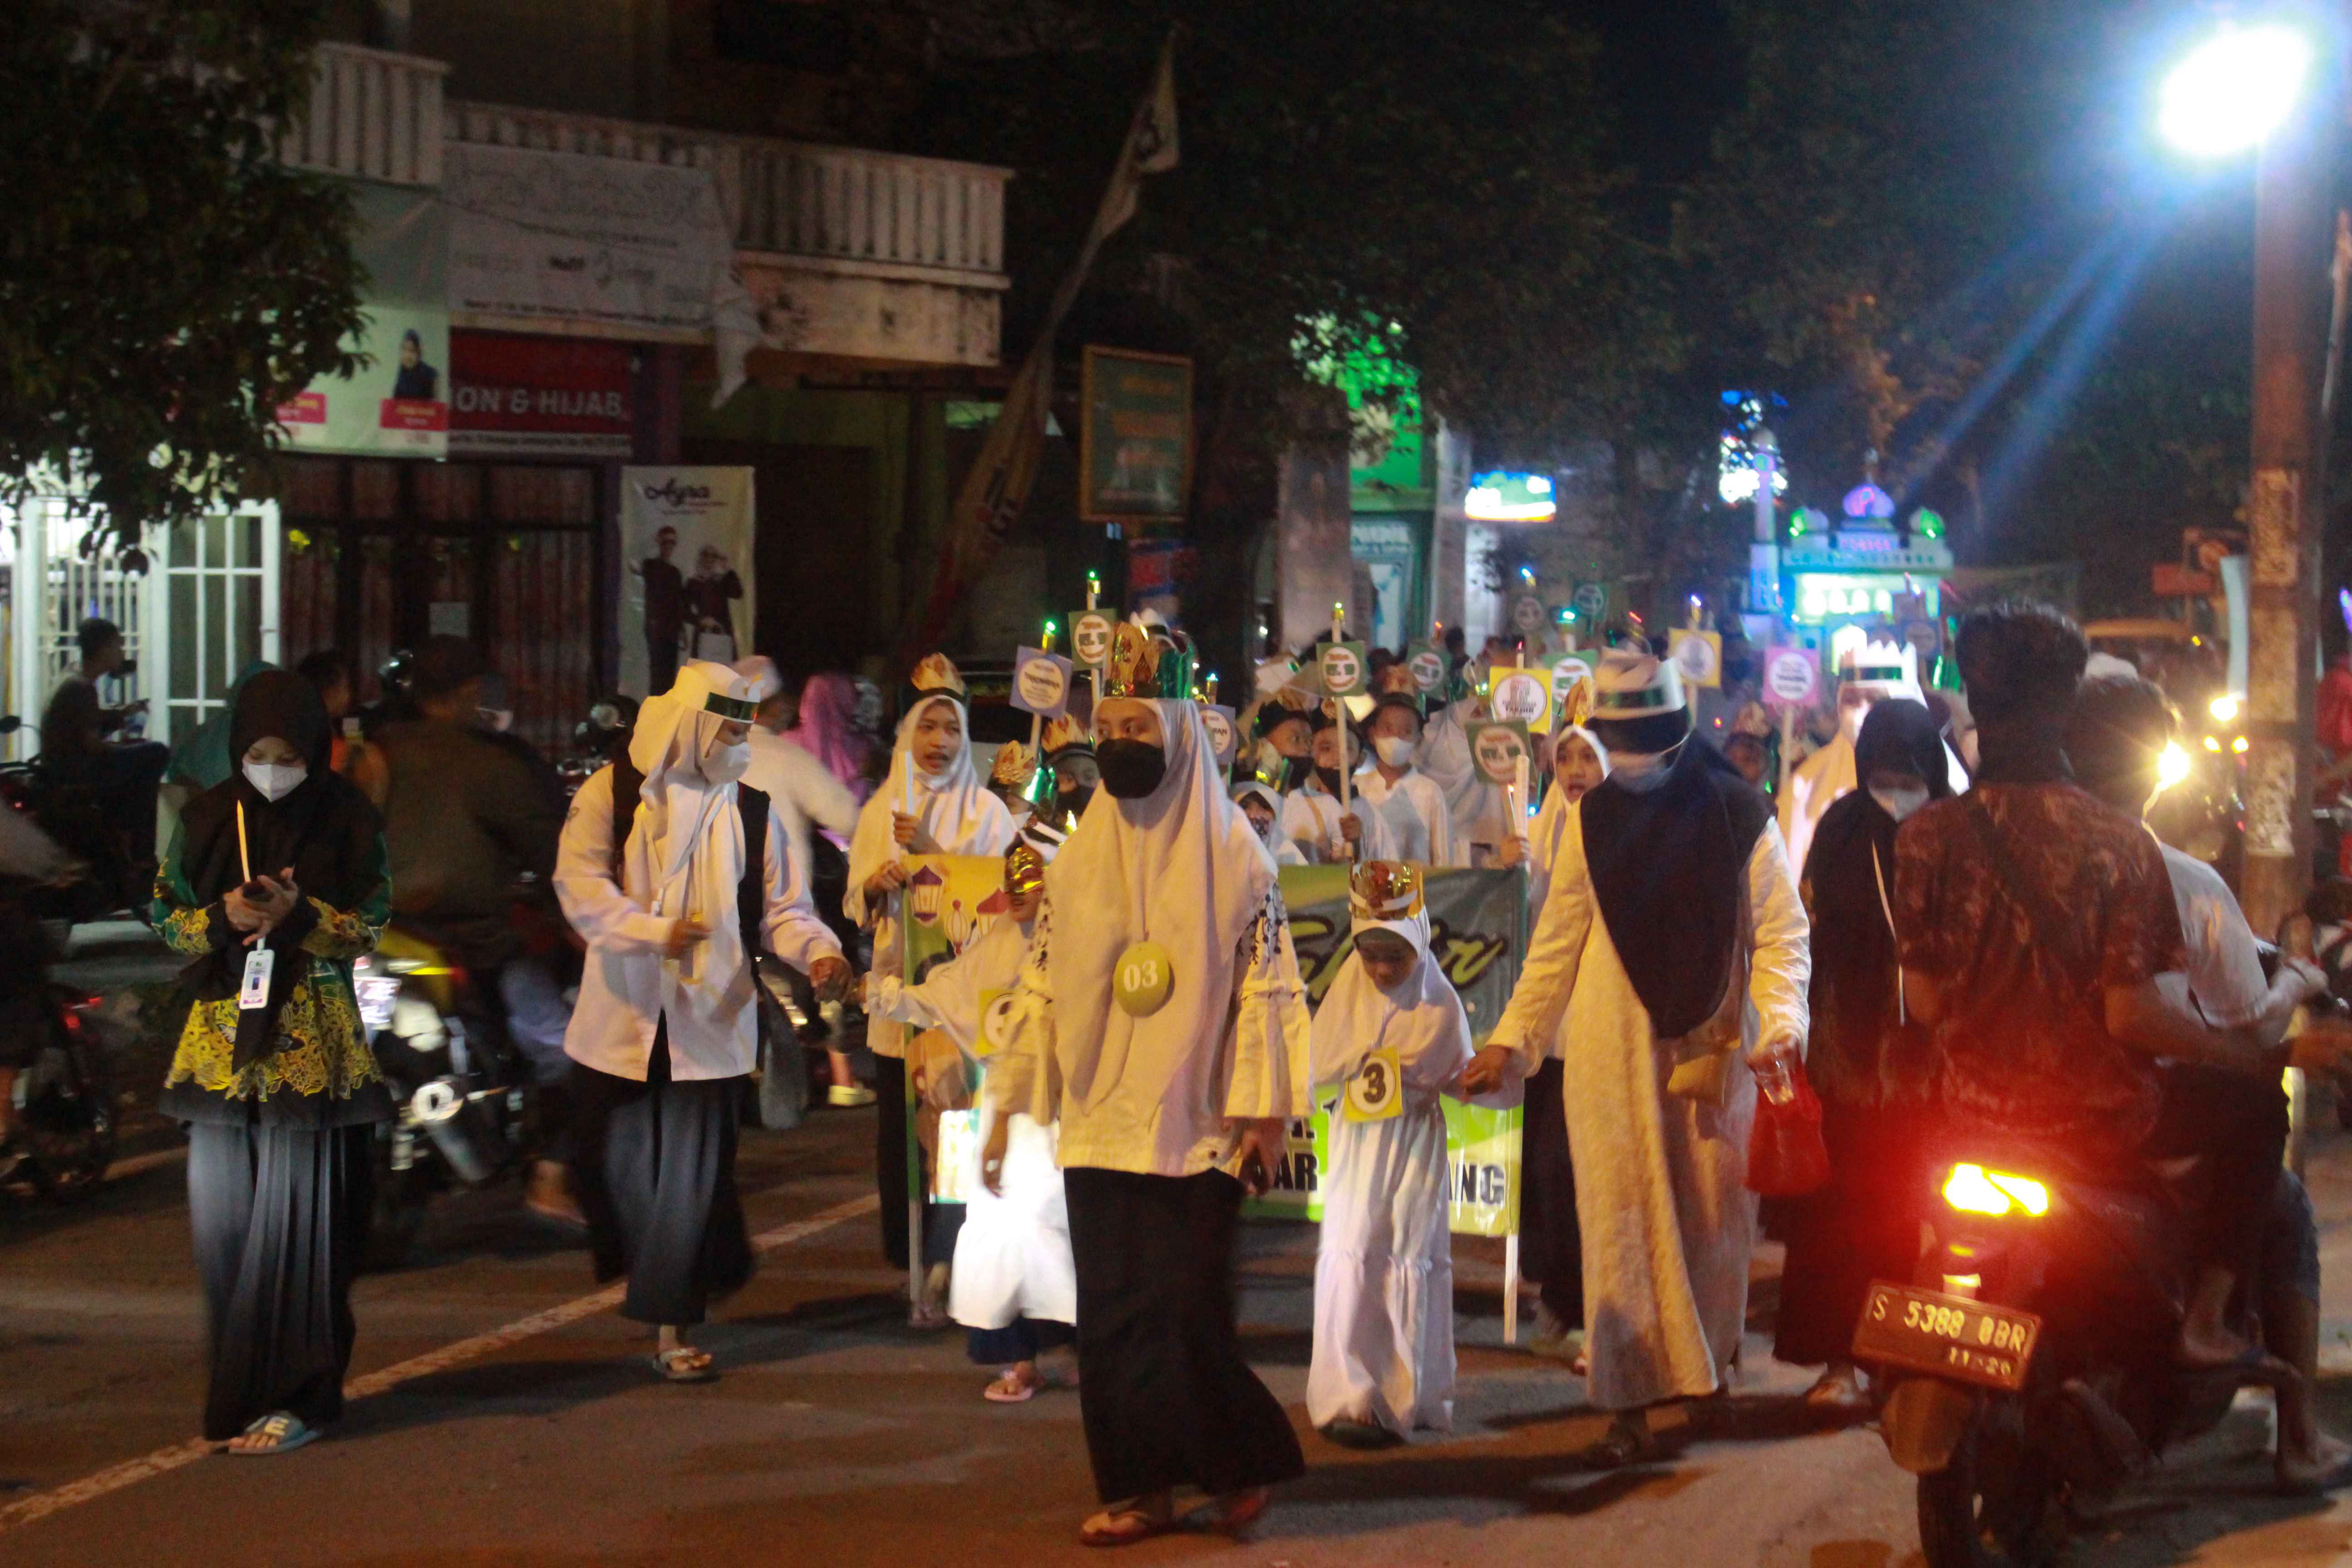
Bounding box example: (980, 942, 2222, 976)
(1490, 808, 1810, 1411)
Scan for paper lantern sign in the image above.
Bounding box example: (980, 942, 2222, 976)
(1509, 594, 1549, 636)
(1068, 608, 1119, 670)
(1550, 652, 1598, 726)
(1200, 703, 1238, 767)
(978, 989, 1017, 1058)
(1762, 646, 1821, 710)
(1668, 628, 1723, 690)
(1487, 665, 1552, 733)
(1320, 640, 1369, 697)
(1404, 642, 1448, 695)
(1011, 646, 1074, 718)
(1468, 720, 1532, 788)
(1572, 582, 1608, 622)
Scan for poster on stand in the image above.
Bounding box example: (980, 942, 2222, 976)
(619, 467, 756, 698)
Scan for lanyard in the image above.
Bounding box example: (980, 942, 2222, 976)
(1869, 841, 1906, 1026)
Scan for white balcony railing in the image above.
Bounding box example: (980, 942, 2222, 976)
(280, 43, 447, 187)
(442, 103, 1009, 287)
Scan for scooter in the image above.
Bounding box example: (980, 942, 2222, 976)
(1855, 1147, 2277, 1568)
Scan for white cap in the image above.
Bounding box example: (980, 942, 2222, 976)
(1591, 647, 1686, 718)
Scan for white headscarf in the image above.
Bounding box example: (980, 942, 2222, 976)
(1528, 724, 1610, 916)
(846, 693, 1010, 918)
(1308, 898, 1473, 1099)
(1046, 699, 1274, 1110)
(621, 660, 759, 1006)
(733, 655, 782, 705)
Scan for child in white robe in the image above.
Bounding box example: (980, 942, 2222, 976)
(864, 833, 1074, 1402)
(1307, 861, 1517, 1446)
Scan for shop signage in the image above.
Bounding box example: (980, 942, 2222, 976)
(1079, 346, 1192, 522)
(448, 332, 633, 457)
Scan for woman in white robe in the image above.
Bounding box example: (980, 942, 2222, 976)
(1308, 863, 1518, 1444)
(1466, 651, 1808, 1466)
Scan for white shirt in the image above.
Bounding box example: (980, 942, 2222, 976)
(556, 766, 842, 1080)
(2159, 843, 2269, 1029)
(1281, 781, 1401, 865)
(741, 727, 860, 872)
(1354, 767, 1465, 867)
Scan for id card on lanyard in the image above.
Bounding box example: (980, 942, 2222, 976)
(234, 802, 275, 1009)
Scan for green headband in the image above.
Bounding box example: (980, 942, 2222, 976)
(703, 692, 758, 722)
(1595, 687, 1676, 713)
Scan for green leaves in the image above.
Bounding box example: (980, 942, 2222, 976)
(0, 0, 363, 537)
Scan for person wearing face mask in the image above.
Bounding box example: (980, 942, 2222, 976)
(1769, 698, 1950, 1418)
(1308, 862, 1521, 1449)
(1352, 686, 1464, 867)
(1039, 714, 1099, 826)
(152, 670, 392, 1455)
(1233, 780, 1307, 866)
(1516, 723, 1609, 1361)
(557, 662, 852, 1382)
(983, 622, 1312, 1547)
(1778, 642, 1960, 879)
(1249, 690, 1317, 795)
(1279, 706, 1399, 866)
(1461, 647, 1809, 1468)
(845, 655, 1018, 1300)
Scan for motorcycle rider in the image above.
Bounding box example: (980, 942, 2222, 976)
(373, 637, 575, 1224)
(1893, 606, 2335, 1441)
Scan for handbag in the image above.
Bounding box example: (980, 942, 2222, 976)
(1746, 1055, 1832, 1196)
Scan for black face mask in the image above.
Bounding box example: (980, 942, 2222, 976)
(1275, 754, 1311, 793)
(1096, 739, 1168, 799)
(1054, 784, 1096, 819)
(1314, 764, 1346, 797)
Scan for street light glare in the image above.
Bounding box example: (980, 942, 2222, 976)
(2159, 24, 2311, 156)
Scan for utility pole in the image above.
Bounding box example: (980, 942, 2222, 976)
(2239, 78, 2333, 939)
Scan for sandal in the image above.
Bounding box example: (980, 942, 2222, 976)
(651, 1346, 716, 1383)
(908, 1300, 952, 1331)
(226, 1411, 323, 1456)
(984, 1367, 1040, 1404)
(1579, 1418, 1656, 1470)
(1212, 1485, 1271, 1534)
(1079, 1500, 1176, 1548)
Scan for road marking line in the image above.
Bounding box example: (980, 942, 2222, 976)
(0, 1190, 877, 1538)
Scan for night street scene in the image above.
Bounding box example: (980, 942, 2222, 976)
(14, 2, 2352, 1564)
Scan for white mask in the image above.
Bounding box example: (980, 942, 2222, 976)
(243, 760, 307, 803)
(1374, 735, 1418, 769)
(1870, 784, 1931, 823)
(1608, 751, 1672, 791)
(704, 738, 751, 786)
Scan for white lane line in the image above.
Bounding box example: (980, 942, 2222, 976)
(0, 1191, 878, 1538)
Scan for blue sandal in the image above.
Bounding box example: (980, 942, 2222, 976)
(228, 1412, 323, 1455)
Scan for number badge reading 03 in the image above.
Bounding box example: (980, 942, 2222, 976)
(238, 946, 276, 1011)
(1343, 1046, 1404, 1122)
(1113, 941, 1173, 1017)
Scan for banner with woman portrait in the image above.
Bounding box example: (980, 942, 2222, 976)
(618, 466, 756, 698)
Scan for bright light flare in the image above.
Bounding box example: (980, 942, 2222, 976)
(1942, 1162, 2051, 1218)
(2160, 25, 2311, 156)
(2156, 740, 2193, 792)
(2209, 693, 2241, 724)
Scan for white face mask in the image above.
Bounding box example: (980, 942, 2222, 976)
(704, 738, 751, 786)
(243, 760, 307, 803)
(1870, 784, 1931, 823)
(1608, 751, 1672, 791)
(1374, 735, 1418, 770)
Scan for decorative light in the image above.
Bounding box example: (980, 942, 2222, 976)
(2160, 24, 2311, 157)
(1842, 483, 1895, 520)
(1913, 508, 1945, 540)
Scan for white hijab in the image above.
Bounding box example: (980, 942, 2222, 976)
(1528, 724, 1610, 917)
(1046, 699, 1274, 1110)
(1308, 900, 1473, 1099)
(621, 661, 758, 1005)
(845, 693, 1012, 922)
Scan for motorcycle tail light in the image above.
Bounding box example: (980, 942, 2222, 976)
(1942, 1162, 2050, 1218)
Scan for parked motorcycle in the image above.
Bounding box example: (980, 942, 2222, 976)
(0, 715, 144, 925)
(1855, 1147, 2279, 1567)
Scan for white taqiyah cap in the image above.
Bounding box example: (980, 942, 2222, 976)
(1591, 647, 1686, 718)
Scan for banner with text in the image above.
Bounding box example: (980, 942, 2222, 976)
(449, 331, 633, 457)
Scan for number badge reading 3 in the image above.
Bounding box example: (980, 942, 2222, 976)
(1113, 941, 1173, 1017)
(1343, 1046, 1403, 1122)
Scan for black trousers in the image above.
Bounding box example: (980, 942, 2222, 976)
(186, 1121, 373, 1441)
(2142, 1063, 2289, 1296)
(1063, 1167, 1305, 1504)
(571, 1024, 752, 1327)
(1774, 1099, 1928, 1367)
(968, 1315, 1076, 1366)
(1519, 1059, 1582, 1323)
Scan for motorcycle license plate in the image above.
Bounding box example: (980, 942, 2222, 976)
(1851, 1282, 2041, 1392)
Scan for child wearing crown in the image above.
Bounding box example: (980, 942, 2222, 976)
(1307, 861, 1519, 1448)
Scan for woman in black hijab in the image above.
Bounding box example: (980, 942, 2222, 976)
(1771, 697, 1952, 1417)
(153, 669, 392, 1454)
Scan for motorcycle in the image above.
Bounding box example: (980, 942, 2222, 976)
(354, 925, 544, 1269)
(0, 715, 145, 926)
(1855, 1146, 2281, 1567)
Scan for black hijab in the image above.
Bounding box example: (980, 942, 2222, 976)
(1578, 730, 1772, 1039)
(1801, 699, 1953, 1103)
(176, 670, 383, 1068)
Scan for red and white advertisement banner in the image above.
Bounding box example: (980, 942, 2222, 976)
(447, 331, 634, 458)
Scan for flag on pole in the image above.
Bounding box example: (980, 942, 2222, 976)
(897, 33, 1181, 669)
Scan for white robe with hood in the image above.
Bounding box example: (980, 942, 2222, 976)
(1354, 765, 1464, 867)
(1307, 902, 1516, 1435)
(1488, 769, 1811, 1412)
(844, 693, 1017, 1059)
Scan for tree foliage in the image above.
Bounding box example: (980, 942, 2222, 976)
(0, 0, 363, 536)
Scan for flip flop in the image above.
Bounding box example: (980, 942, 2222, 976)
(651, 1346, 716, 1383)
(226, 1412, 323, 1456)
(1579, 1422, 1656, 1470)
(983, 1371, 1039, 1404)
(1078, 1504, 1176, 1548)
(1212, 1485, 1271, 1534)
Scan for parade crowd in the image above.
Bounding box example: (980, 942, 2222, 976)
(95, 597, 2352, 1542)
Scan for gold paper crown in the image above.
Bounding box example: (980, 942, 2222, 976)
(1003, 839, 1049, 897)
(1039, 713, 1092, 759)
(1102, 621, 1193, 700)
(990, 739, 1036, 789)
(1349, 860, 1424, 923)
(910, 653, 968, 701)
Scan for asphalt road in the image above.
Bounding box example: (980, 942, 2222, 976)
(8, 983, 2352, 1564)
